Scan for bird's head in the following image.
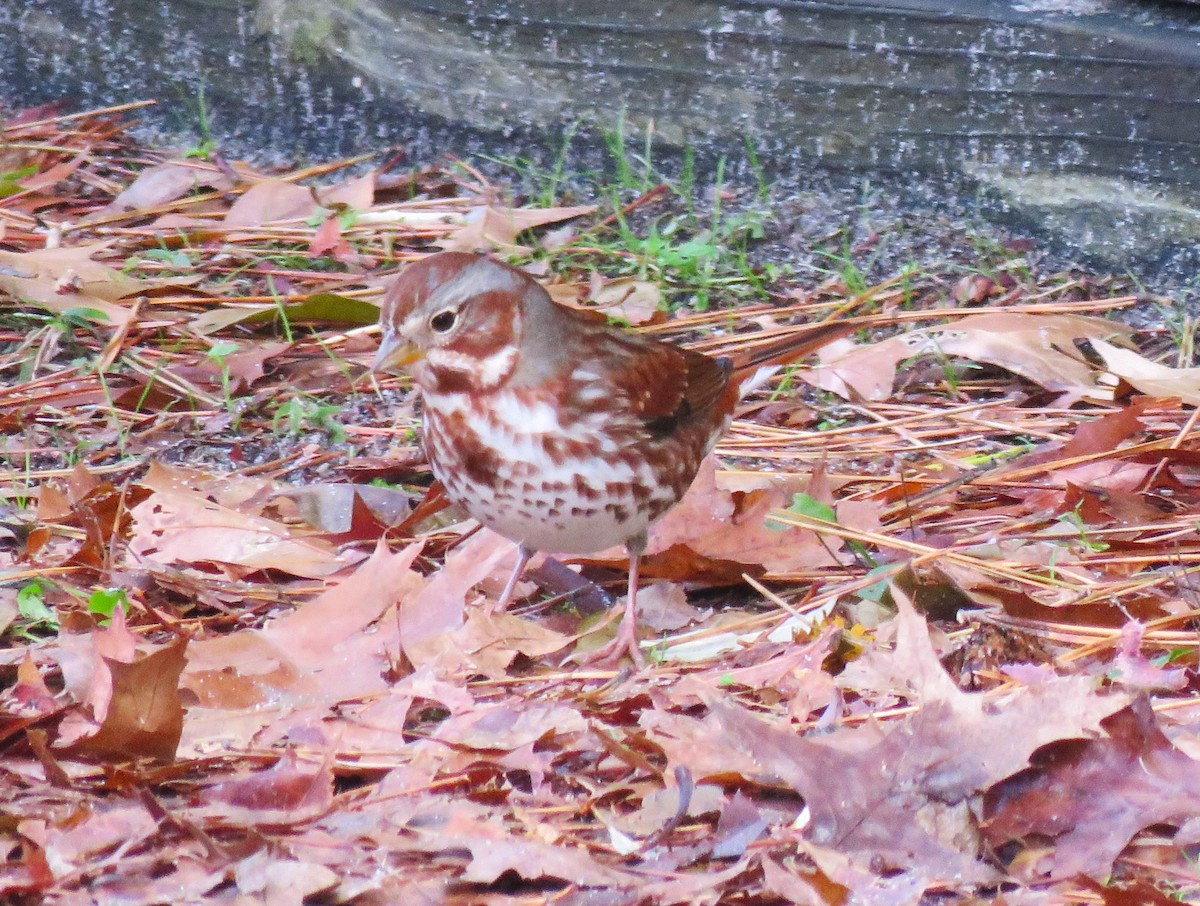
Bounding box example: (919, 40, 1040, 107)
(372, 252, 534, 394)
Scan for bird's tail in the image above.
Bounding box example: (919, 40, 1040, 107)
(726, 320, 857, 397)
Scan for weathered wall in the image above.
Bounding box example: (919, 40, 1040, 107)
(2, 0, 1199, 277)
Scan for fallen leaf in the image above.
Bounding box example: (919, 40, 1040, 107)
(810, 313, 1132, 403)
(63, 636, 188, 762)
(9, 654, 60, 716)
(929, 313, 1131, 401)
(11, 152, 87, 195)
(1108, 621, 1188, 691)
(232, 854, 343, 902)
(589, 277, 663, 325)
(86, 604, 139, 716)
(398, 530, 517, 668)
(437, 204, 596, 253)
(984, 696, 1200, 881)
(0, 244, 148, 328)
(760, 856, 840, 906)
(638, 460, 844, 573)
(1091, 337, 1200, 405)
(128, 483, 357, 579)
(191, 292, 381, 333)
(582, 458, 844, 577)
(711, 792, 768, 858)
(403, 804, 630, 887)
(605, 783, 727, 838)
(1057, 396, 1150, 458)
(431, 701, 586, 751)
(645, 591, 1128, 892)
(223, 178, 316, 227)
(308, 213, 351, 258)
(637, 582, 708, 632)
(319, 170, 372, 207)
(808, 336, 889, 400)
(39, 800, 159, 879)
(954, 273, 997, 305)
(106, 162, 208, 213)
(284, 483, 415, 534)
(234, 853, 340, 902)
(632, 857, 754, 904)
(442, 610, 572, 675)
(206, 747, 334, 826)
(3, 821, 55, 896)
(180, 539, 424, 750)
(331, 664, 479, 759)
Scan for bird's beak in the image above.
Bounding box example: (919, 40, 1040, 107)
(372, 332, 423, 375)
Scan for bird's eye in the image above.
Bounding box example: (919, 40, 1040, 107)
(430, 310, 457, 333)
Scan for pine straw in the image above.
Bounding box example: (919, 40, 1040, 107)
(2, 104, 1197, 902)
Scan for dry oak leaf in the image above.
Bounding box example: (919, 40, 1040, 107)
(1091, 336, 1200, 405)
(320, 170, 376, 211)
(403, 804, 632, 887)
(430, 700, 586, 751)
(233, 851, 339, 904)
(223, 178, 316, 227)
(128, 483, 357, 579)
(284, 482, 415, 534)
(1016, 394, 1150, 469)
(179, 540, 424, 753)
(203, 747, 335, 827)
(1007, 396, 1153, 489)
(760, 855, 845, 906)
(645, 591, 1128, 893)
(629, 857, 757, 906)
(437, 610, 572, 677)
(835, 588, 1127, 767)
(3, 820, 55, 897)
(397, 529, 518, 669)
(308, 212, 351, 259)
(48, 602, 136, 708)
(105, 161, 231, 213)
(8, 654, 61, 717)
(794, 839, 931, 906)
(436, 204, 596, 253)
(582, 457, 844, 578)
(329, 663, 478, 761)
(49, 604, 185, 762)
(810, 312, 1132, 403)
(0, 243, 149, 328)
(219, 167, 376, 231)
(59, 635, 188, 763)
(37, 800, 159, 881)
(984, 695, 1200, 881)
(589, 276, 663, 325)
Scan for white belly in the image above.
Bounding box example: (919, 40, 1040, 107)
(423, 390, 680, 554)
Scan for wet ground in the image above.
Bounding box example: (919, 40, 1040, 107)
(2, 0, 1198, 308)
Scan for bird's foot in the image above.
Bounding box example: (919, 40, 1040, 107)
(576, 607, 646, 669)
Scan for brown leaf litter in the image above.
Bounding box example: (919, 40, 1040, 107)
(1, 103, 1198, 904)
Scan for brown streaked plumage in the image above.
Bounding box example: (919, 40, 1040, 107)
(373, 251, 852, 666)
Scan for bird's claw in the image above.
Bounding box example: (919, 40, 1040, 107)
(576, 608, 646, 669)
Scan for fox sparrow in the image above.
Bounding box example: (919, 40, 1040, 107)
(373, 252, 852, 666)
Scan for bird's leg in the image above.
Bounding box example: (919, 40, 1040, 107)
(487, 543, 534, 615)
(579, 532, 647, 668)
(613, 542, 646, 667)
